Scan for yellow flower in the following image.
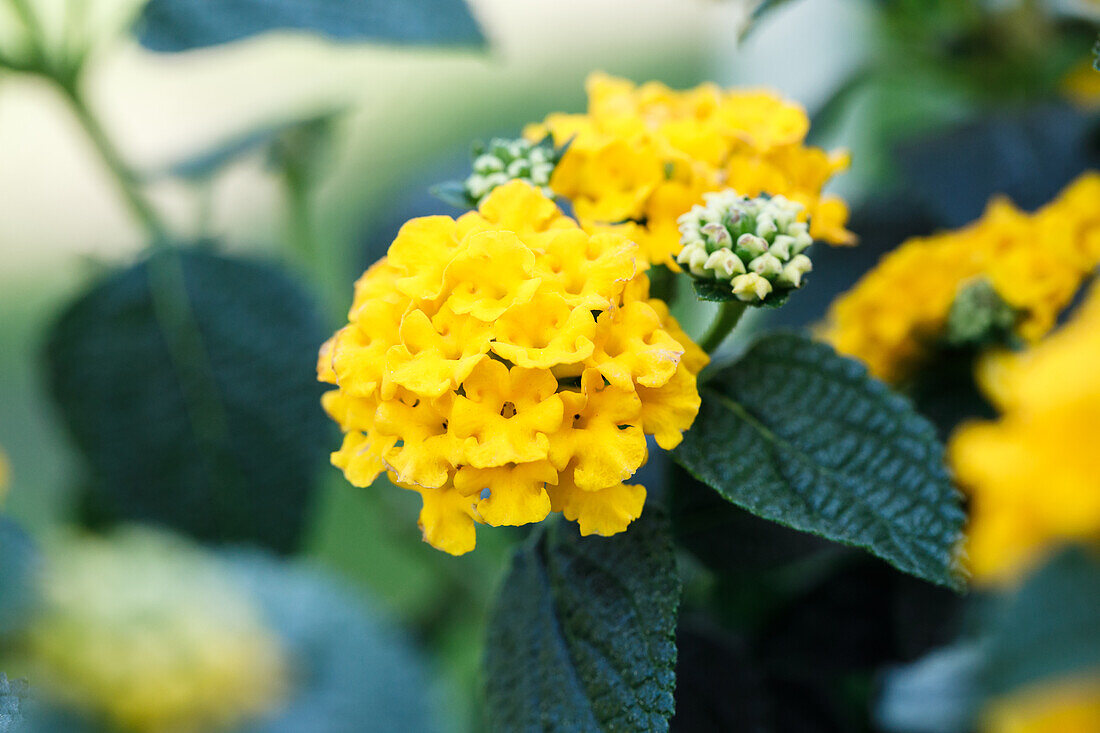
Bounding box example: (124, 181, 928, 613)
(823, 172, 1100, 384)
(320, 181, 707, 554)
(528, 73, 852, 266)
(983, 678, 1100, 733)
(949, 283, 1100, 585)
(0, 448, 9, 507)
(23, 529, 287, 733)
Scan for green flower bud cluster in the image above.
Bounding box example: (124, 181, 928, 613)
(944, 278, 1020, 348)
(676, 190, 814, 305)
(464, 137, 557, 205)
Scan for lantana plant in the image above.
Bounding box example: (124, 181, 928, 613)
(320, 74, 968, 730)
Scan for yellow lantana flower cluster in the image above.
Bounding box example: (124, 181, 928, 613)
(318, 181, 707, 555)
(949, 283, 1100, 585)
(24, 530, 287, 732)
(824, 172, 1100, 384)
(984, 678, 1100, 733)
(526, 73, 854, 267)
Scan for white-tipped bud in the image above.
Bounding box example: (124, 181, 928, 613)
(749, 253, 783, 279)
(755, 215, 777, 239)
(731, 273, 773, 303)
(704, 249, 747, 279)
(777, 254, 813, 288)
(736, 233, 768, 259)
(701, 222, 733, 250)
(769, 235, 795, 260)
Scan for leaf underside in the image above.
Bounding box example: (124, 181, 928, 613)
(673, 331, 965, 589)
(136, 0, 485, 52)
(484, 511, 681, 732)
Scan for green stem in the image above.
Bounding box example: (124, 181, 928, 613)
(54, 79, 168, 244)
(699, 300, 747, 354)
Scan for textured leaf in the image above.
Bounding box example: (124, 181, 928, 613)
(484, 511, 681, 732)
(0, 518, 37, 637)
(44, 248, 330, 552)
(984, 546, 1100, 697)
(0, 674, 26, 732)
(671, 466, 831, 575)
(673, 332, 965, 588)
(136, 0, 485, 52)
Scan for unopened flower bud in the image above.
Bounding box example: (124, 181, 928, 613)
(675, 189, 817, 305)
(749, 253, 783, 279)
(458, 135, 565, 206)
(732, 273, 773, 302)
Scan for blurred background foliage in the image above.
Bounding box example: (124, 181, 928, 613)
(0, 0, 1098, 730)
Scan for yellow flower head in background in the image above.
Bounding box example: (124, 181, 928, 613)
(983, 677, 1100, 733)
(949, 283, 1100, 585)
(22, 529, 287, 732)
(319, 181, 707, 555)
(526, 73, 853, 267)
(824, 172, 1100, 384)
(0, 448, 9, 508)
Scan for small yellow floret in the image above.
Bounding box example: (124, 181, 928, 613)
(319, 181, 707, 554)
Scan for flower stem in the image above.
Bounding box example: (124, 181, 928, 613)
(55, 78, 169, 245)
(699, 300, 747, 353)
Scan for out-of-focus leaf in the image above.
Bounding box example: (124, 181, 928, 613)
(158, 110, 344, 181)
(0, 518, 36, 637)
(224, 552, 442, 733)
(135, 0, 485, 52)
(673, 332, 966, 588)
(875, 644, 982, 733)
(896, 105, 1100, 227)
(984, 546, 1100, 697)
(44, 248, 330, 553)
(484, 511, 680, 732)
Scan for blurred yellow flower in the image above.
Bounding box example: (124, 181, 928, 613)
(949, 284, 1100, 585)
(0, 449, 8, 507)
(824, 172, 1100, 384)
(23, 529, 287, 733)
(1061, 57, 1100, 108)
(526, 73, 853, 267)
(983, 678, 1100, 733)
(319, 181, 707, 554)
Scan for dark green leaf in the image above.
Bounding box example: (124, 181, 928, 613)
(671, 466, 832, 575)
(484, 511, 681, 732)
(673, 332, 965, 588)
(44, 248, 331, 552)
(984, 546, 1100, 697)
(0, 519, 37, 637)
(135, 0, 485, 52)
